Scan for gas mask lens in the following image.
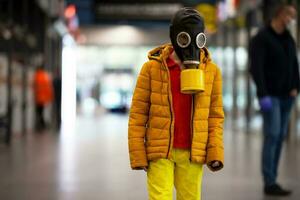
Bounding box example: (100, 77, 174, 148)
(196, 33, 206, 48)
(176, 32, 206, 49)
(176, 32, 191, 48)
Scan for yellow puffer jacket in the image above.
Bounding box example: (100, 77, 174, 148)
(128, 44, 225, 171)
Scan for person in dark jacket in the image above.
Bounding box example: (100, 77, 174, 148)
(249, 3, 299, 196)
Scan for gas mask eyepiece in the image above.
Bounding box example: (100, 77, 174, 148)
(176, 32, 206, 49)
(176, 32, 191, 48)
(196, 32, 206, 49)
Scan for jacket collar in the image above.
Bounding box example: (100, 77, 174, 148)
(148, 43, 211, 66)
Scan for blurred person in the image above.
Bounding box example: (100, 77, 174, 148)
(33, 65, 54, 131)
(249, 3, 300, 196)
(52, 68, 62, 130)
(128, 7, 224, 200)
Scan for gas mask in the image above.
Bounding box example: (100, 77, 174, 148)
(170, 8, 206, 94)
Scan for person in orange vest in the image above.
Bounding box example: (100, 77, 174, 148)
(33, 66, 54, 130)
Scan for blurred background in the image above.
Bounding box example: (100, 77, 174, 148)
(0, 0, 300, 200)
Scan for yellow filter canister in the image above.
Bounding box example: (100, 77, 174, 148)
(180, 69, 205, 94)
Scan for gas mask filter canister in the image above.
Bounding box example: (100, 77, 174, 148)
(177, 31, 206, 94)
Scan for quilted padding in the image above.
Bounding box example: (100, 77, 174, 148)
(128, 44, 225, 171)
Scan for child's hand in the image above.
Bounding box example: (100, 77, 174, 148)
(211, 161, 221, 168)
(208, 160, 223, 171)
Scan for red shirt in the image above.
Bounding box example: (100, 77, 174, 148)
(166, 54, 192, 149)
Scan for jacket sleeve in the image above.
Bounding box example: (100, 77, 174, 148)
(206, 67, 225, 172)
(128, 62, 151, 170)
(249, 34, 268, 98)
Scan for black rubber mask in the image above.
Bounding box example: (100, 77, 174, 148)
(170, 8, 206, 68)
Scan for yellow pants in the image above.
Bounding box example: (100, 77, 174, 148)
(147, 149, 203, 200)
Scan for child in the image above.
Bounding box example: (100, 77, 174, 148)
(128, 7, 224, 200)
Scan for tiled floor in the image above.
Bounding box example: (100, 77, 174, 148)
(0, 113, 300, 200)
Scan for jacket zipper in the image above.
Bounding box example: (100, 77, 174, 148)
(167, 92, 173, 159)
(190, 94, 195, 161)
(163, 60, 173, 159)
